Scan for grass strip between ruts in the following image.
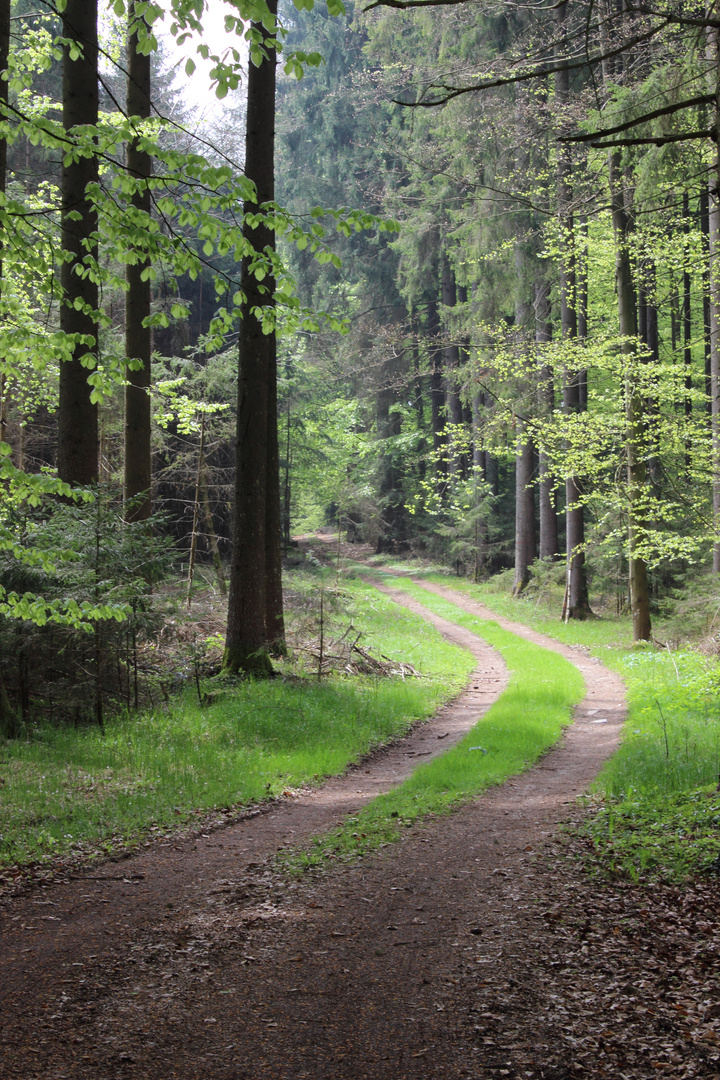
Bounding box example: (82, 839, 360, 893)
(277, 574, 584, 873)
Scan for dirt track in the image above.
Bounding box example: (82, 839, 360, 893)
(7, 582, 714, 1080)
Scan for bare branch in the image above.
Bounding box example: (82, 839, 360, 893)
(364, 0, 473, 8)
(626, 3, 720, 29)
(559, 94, 716, 144)
(391, 21, 669, 107)
(591, 129, 715, 148)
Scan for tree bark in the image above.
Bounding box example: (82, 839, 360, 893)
(556, 0, 592, 621)
(58, 0, 99, 487)
(124, 3, 153, 521)
(709, 175, 720, 573)
(701, 186, 713, 417)
(223, 0, 283, 675)
(0, 0, 8, 454)
(638, 258, 660, 484)
(442, 258, 463, 478)
(376, 351, 405, 554)
(535, 276, 558, 560)
(706, 25, 720, 573)
(683, 192, 693, 428)
(410, 309, 427, 481)
(609, 149, 651, 640)
(512, 421, 536, 595)
(427, 297, 447, 494)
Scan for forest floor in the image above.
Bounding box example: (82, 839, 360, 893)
(2, 580, 720, 1079)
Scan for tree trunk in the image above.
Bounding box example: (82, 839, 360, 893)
(442, 258, 463, 477)
(682, 192, 693, 477)
(427, 297, 447, 494)
(124, 3, 153, 521)
(609, 149, 651, 640)
(58, 0, 99, 487)
(638, 258, 661, 484)
(0, 11, 17, 735)
(701, 187, 713, 417)
(707, 26, 720, 572)
(199, 462, 227, 598)
(709, 176, 720, 573)
(683, 192, 693, 428)
(376, 354, 405, 553)
(223, 0, 281, 676)
(265, 325, 286, 654)
(556, 0, 592, 621)
(0, 0, 8, 452)
(457, 282, 472, 478)
(535, 276, 558, 560)
(512, 421, 536, 594)
(410, 309, 427, 481)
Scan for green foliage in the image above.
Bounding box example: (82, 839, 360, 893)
(576, 792, 720, 884)
(595, 649, 720, 800)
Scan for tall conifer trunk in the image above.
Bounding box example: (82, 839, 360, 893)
(709, 176, 720, 573)
(58, 0, 99, 486)
(124, 3, 152, 520)
(442, 258, 463, 477)
(556, 0, 592, 620)
(609, 149, 651, 641)
(708, 25, 720, 573)
(265, 327, 286, 654)
(224, 0, 284, 675)
(535, 276, 558, 560)
(427, 297, 448, 494)
(513, 420, 536, 594)
(0, 0, 9, 449)
(701, 187, 713, 418)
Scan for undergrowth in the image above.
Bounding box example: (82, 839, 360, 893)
(277, 573, 583, 873)
(0, 577, 473, 875)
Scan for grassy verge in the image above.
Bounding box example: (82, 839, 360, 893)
(278, 573, 584, 873)
(0, 577, 474, 877)
(404, 569, 720, 883)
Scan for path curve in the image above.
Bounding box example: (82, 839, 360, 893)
(412, 577, 627, 763)
(1, 581, 627, 1080)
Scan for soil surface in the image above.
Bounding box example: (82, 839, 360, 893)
(2, 582, 719, 1079)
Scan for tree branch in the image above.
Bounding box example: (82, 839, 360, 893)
(591, 129, 715, 148)
(559, 94, 716, 143)
(390, 21, 669, 107)
(365, 0, 479, 9)
(625, 3, 720, 29)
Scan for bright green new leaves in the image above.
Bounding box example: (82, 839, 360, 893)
(153, 378, 229, 436)
(0, 0, 399, 638)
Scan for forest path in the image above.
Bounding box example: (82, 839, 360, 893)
(0, 580, 636, 1079)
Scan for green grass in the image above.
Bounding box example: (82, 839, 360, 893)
(278, 573, 584, 872)
(575, 648, 720, 882)
(395, 568, 720, 882)
(0, 578, 474, 872)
